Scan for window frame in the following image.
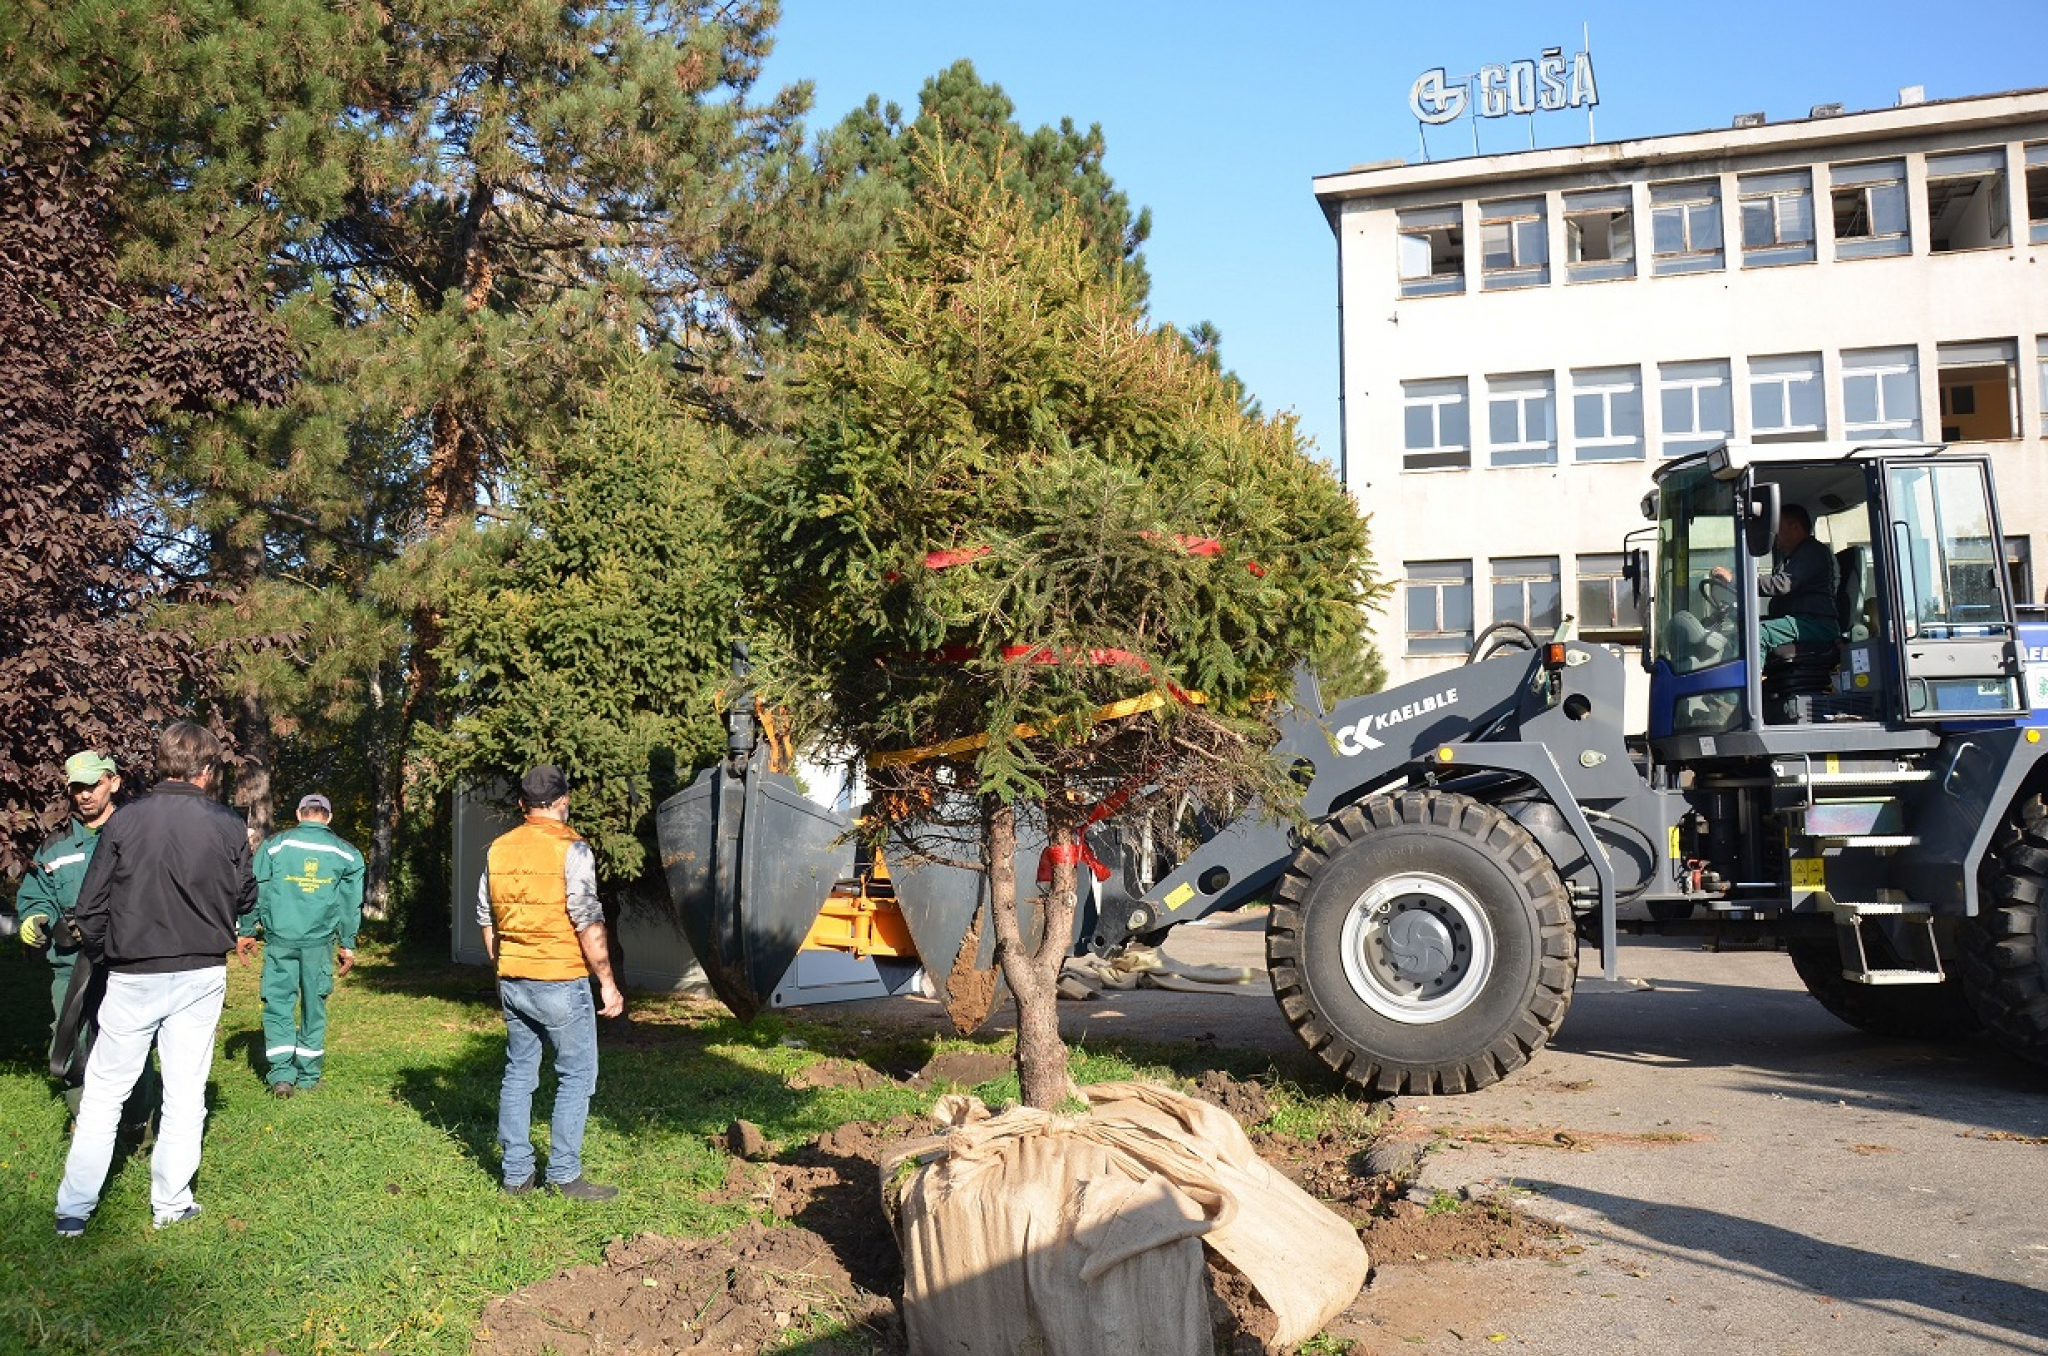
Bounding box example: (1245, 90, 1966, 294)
(1575, 552, 1644, 641)
(2026, 144, 2048, 245)
(1405, 560, 1475, 656)
(1738, 169, 1817, 266)
(1842, 345, 1923, 443)
(1750, 353, 1827, 442)
(1830, 158, 1912, 259)
(1398, 204, 1467, 298)
(1486, 372, 1558, 468)
(1650, 178, 1725, 275)
(1658, 359, 1734, 459)
(1562, 187, 1635, 283)
(1478, 196, 1550, 290)
(1490, 556, 1563, 634)
(1571, 366, 1645, 462)
(1402, 378, 1472, 471)
(1924, 148, 2012, 253)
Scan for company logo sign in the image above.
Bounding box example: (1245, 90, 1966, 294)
(1411, 47, 1599, 126)
(1334, 688, 1460, 756)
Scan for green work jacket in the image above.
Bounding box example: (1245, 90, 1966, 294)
(246, 821, 365, 949)
(16, 819, 100, 971)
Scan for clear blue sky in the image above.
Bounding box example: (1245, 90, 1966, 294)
(762, 1, 2048, 463)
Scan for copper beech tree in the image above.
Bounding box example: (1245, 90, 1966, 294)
(740, 159, 1378, 1108)
(0, 97, 292, 874)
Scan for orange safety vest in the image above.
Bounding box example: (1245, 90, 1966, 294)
(485, 817, 590, 981)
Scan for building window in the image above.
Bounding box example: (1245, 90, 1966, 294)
(2006, 536, 2035, 608)
(1576, 553, 1643, 640)
(1658, 360, 1733, 458)
(1571, 366, 1644, 461)
(1925, 148, 2010, 253)
(1739, 170, 1816, 266)
(1491, 557, 1561, 633)
(1563, 187, 1634, 283)
(2028, 144, 2048, 244)
(1830, 158, 1910, 259)
(1487, 373, 1556, 467)
(1402, 378, 1471, 471)
(1842, 346, 1922, 442)
(1650, 178, 1723, 275)
(1750, 354, 1826, 441)
(1937, 341, 2018, 443)
(2040, 337, 2048, 438)
(1406, 561, 1473, 656)
(1479, 196, 1549, 290)
(1398, 205, 1465, 298)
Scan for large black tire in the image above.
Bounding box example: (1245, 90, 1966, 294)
(1963, 795, 2048, 1067)
(1785, 939, 1982, 1040)
(1267, 791, 1577, 1096)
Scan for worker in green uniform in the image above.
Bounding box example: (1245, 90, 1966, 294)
(17, 751, 156, 1133)
(237, 793, 364, 1098)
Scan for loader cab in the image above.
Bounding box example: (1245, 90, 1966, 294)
(1644, 442, 2026, 750)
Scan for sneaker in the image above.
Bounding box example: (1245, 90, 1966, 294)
(545, 1176, 619, 1202)
(501, 1173, 538, 1196)
(55, 1216, 86, 1239)
(152, 1204, 202, 1230)
(270, 1082, 295, 1100)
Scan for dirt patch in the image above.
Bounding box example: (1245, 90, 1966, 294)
(788, 1057, 897, 1091)
(471, 1222, 898, 1356)
(909, 1050, 1013, 1089)
(1427, 1120, 1706, 1152)
(941, 909, 1004, 1033)
(1190, 1069, 1272, 1127)
(472, 1107, 1570, 1356)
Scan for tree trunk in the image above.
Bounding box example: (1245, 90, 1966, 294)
(991, 802, 1077, 1110)
(233, 689, 275, 843)
(363, 663, 397, 922)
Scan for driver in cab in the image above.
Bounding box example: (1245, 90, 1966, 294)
(1713, 502, 1842, 650)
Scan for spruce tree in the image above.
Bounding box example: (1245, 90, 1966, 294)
(740, 157, 1379, 1107)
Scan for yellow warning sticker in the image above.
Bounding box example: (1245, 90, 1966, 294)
(1791, 858, 1826, 890)
(1668, 825, 1682, 861)
(1163, 882, 1195, 910)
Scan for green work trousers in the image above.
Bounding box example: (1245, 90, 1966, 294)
(260, 942, 335, 1088)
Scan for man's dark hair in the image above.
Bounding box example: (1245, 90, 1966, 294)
(157, 721, 223, 782)
(1782, 503, 1814, 533)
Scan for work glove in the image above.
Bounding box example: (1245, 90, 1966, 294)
(20, 914, 49, 948)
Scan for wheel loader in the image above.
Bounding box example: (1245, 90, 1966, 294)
(658, 440, 2048, 1094)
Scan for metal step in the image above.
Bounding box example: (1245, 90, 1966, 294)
(1853, 968, 1947, 987)
(1814, 835, 1922, 848)
(1773, 767, 1931, 786)
(1826, 900, 1933, 918)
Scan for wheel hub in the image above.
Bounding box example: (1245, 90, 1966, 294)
(1338, 871, 1494, 1024)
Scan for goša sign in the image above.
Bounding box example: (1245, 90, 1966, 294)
(1411, 47, 1599, 126)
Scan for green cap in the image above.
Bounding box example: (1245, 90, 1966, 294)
(64, 751, 117, 786)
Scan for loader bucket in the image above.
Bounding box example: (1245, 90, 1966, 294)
(656, 757, 854, 1021)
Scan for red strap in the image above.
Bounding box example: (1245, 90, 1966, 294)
(1037, 839, 1113, 885)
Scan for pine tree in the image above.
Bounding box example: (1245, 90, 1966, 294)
(421, 360, 735, 894)
(739, 156, 1381, 1107)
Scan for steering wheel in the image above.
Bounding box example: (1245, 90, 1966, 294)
(1697, 572, 1740, 618)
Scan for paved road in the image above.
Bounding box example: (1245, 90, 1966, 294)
(846, 911, 2048, 1353)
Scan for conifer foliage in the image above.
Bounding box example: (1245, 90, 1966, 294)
(740, 157, 1378, 1106)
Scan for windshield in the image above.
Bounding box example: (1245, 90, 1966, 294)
(1653, 465, 1740, 675)
(1886, 463, 2006, 638)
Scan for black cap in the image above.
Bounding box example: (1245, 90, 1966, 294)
(519, 764, 570, 807)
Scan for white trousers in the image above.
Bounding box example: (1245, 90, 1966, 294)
(56, 966, 226, 1223)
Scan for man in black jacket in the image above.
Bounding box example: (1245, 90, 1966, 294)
(54, 722, 255, 1239)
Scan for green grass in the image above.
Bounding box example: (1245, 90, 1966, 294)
(0, 940, 1375, 1355)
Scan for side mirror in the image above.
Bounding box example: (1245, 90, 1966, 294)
(1746, 482, 1781, 560)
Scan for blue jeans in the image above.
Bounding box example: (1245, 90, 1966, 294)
(497, 977, 598, 1186)
(57, 966, 225, 1224)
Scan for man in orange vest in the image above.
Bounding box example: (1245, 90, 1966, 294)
(478, 765, 624, 1199)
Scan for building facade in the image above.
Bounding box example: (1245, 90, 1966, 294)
(1314, 87, 2048, 714)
